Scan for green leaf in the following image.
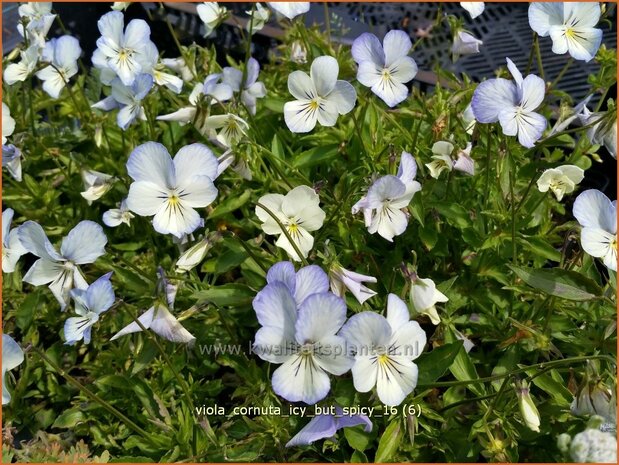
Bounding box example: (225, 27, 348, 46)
(445, 327, 485, 396)
(430, 201, 471, 229)
(375, 420, 402, 462)
(344, 425, 372, 451)
(518, 237, 561, 262)
(524, 369, 573, 406)
(193, 283, 255, 307)
(52, 409, 86, 428)
(416, 342, 463, 385)
(209, 189, 252, 220)
(508, 265, 602, 301)
(293, 145, 339, 168)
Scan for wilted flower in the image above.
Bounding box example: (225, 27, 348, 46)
(126, 142, 219, 238)
(515, 380, 541, 432)
(472, 57, 546, 148)
(409, 275, 448, 325)
(579, 107, 617, 159)
(256, 186, 326, 261)
(2, 145, 22, 182)
(2, 208, 27, 273)
(81, 169, 115, 205)
(222, 58, 267, 115)
(2, 102, 15, 144)
(2, 334, 24, 405)
(65, 272, 115, 345)
(571, 379, 617, 428)
(197, 2, 228, 37)
(247, 3, 270, 34)
(341, 294, 427, 406)
(352, 31, 418, 107)
(573, 189, 617, 272)
(426, 141, 455, 179)
(460, 2, 485, 18)
(286, 408, 372, 447)
(529, 3, 602, 62)
(267, 2, 310, 20)
(536, 165, 584, 201)
(36, 35, 81, 98)
(103, 199, 134, 228)
(175, 231, 221, 273)
(454, 142, 475, 175)
(452, 30, 483, 59)
(4, 45, 39, 85)
(284, 56, 357, 133)
(19, 220, 108, 310)
(329, 265, 377, 304)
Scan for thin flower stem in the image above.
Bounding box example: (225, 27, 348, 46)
(550, 58, 573, 90)
(241, 3, 256, 96)
(160, 3, 198, 81)
(224, 230, 269, 274)
(483, 125, 493, 211)
(256, 202, 310, 266)
(481, 374, 511, 424)
(533, 34, 545, 81)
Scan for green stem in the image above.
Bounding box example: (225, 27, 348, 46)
(533, 34, 545, 81)
(256, 202, 310, 266)
(550, 58, 573, 90)
(160, 3, 198, 81)
(26, 78, 37, 137)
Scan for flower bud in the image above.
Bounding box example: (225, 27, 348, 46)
(515, 380, 541, 432)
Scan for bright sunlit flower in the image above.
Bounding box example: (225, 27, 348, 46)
(253, 276, 352, 404)
(65, 272, 115, 345)
(409, 275, 448, 325)
(573, 189, 617, 272)
(341, 294, 427, 406)
(111, 73, 153, 130)
(425, 141, 455, 179)
(2, 334, 24, 405)
(284, 56, 357, 133)
(267, 2, 310, 20)
(81, 169, 115, 204)
(246, 3, 270, 34)
(256, 186, 326, 261)
(125, 142, 219, 238)
(222, 58, 267, 115)
(452, 30, 483, 59)
(352, 152, 421, 242)
(4, 45, 39, 85)
(529, 3, 602, 62)
(472, 57, 546, 148)
(352, 31, 418, 107)
(36, 35, 81, 98)
(460, 2, 485, 19)
(2, 208, 27, 273)
(2, 145, 22, 182)
(19, 220, 108, 310)
(2, 103, 15, 144)
(103, 199, 134, 228)
(329, 265, 377, 304)
(536, 165, 584, 201)
(286, 408, 372, 447)
(197, 2, 228, 37)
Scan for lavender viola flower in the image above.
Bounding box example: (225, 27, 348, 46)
(2, 208, 27, 273)
(2, 334, 24, 405)
(252, 262, 353, 404)
(2, 144, 22, 182)
(36, 35, 82, 98)
(111, 73, 154, 130)
(471, 57, 546, 148)
(286, 407, 373, 447)
(222, 58, 267, 115)
(452, 31, 483, 59)
(352, 30, 418, 107)
(329, 265, 377, 304)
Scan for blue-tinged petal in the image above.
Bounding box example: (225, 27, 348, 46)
(295, 293, 347, 345)
(520, 74, 545, 112)
(365, 175, 406, 208)
(117, 104, 141, 130)
(313, 334, 353, 375)
(18, 221, 63, 261)
(471, 78, 518, 123)
(271, 354, 330, 404)
(23, 259, 63, 286)
(151, 200, 201, 238)
(60, 221, 107, 264)
(286, 415, 338, 447)
(252, 282, 297, 337)
(175, 176, 217, 209)
(173, 143, 219, 181)
(266, 261, 296, 292)
(382, 30, 412, 67)
(397, 151, 418, 185)
(371, 73, 409, 108)
(336, 412, 373, 432)
(55, 35, 82, 68)
(2, 334, 24, 405)
(97, 11, 124, 48)
(126, 181, 169, 216)
(328, 80, 356, 115)
(2, 208, 14, 245)
(294, 265, 329, 306)
(351, 32, 384, 66)
(253, 326, 296, 364)
(86, 272, 115, 314)
(64, 316, 92, 345)
(133, 73, 154, 100)
(528, 2, 563, 36)
(356, 60, 382, 88)
(515, 111, 546, 148)
(123, 18, 151, 51)
(126, 142, 176, 188)
(340, 312, 391, 353)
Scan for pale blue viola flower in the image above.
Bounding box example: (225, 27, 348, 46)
(452, 30, 483, 60)
(340, 294, 427, 406)
(2, 102, 15, 144)
(94, 11, 156, 86)
(471, 57, 546, 148)
(222, 58, 267, 115)
(140, 43, 183, 94)
(267, 2, 310, 20)
(573, 189, 617, 272)
(352, 152, 421, 242)
(286, 407, 372, 447)
(125, 142, 219, 238)
(352, 31, 418, 107)
(103, 199, 134, 228)
(529, 3, 602, 62)
(111, 73, 154, 130)
(2, 334, 24, 405)
(18, 220, 108, 310)
(81, 169, 115, 205)
(329, 265, 377, 305)
(2, 208, 27, 273)
(65, 272, 115, 345)
(2, 145, 22, 182)
(460, 2, 484, 19)
(36, 36, 81, 98)
(111, 268, 195, 344)
(264, 261, 330, 307)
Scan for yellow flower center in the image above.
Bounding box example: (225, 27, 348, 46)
(377, 354, 390, 365)
(611, 236, 617, 251)
(565, 28, 576, 39)
(169, 194, 180, 206)
(308, 99, 320, 110)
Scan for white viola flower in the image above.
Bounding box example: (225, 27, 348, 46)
(2, 334, 24, 405)
(267, 2, 310, 20)
(17, 2, 56, 46)
(454, 142, 475, 176)
(256, 186, 326, 261)
(81, 169, 115, 205)
(35, 36, 81, 98)
(217, 149, 252, 180)
(329, 265, 377, 305)
(203, 114, 249, 148)
(537, 165, 584, 201)
(139, 44, 183, 94)
(472, 57, 546, 148)
(460, 2, 485, 19)
(579, 107, 617, 160)
(341, 294, 427, 406)
(125, 142, 219, 238)
(286, 408, 372, 447)
(156, 83, 203, 124)
(103, 199, 134, 228)
(222, 58, 267, 115)
(409, 276, 448, 325)
(19, 220, 108, 310)
(425, 141, 455, 179)
(452, 30, 483, 59)
(352, 31, 418, 108)
(2, 208, 27, 273)
(110, 73, 153, 130)
(175, 232, 220, 273)
(111, 2, 131, 11)
(95, 11, 156, 85)
(264, 261, 330, 307)
(290, 41, 307, 64)
(352, 152, 421, 242)
(161, 57, 194, 82)
(284, 56, 357, 133)
(528, 3, 602, 62)
(4, 45, 39, 85)
(573, 189, 617, 272)
(247, 3, 270, 34)
(65, 272, 115, 345)
(2, 145, 23, 182)
(253, 283, 352, 404)
(112, 269, 195, 344)
(197, 2, 228, 37)
(2, 102, 15, 144)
